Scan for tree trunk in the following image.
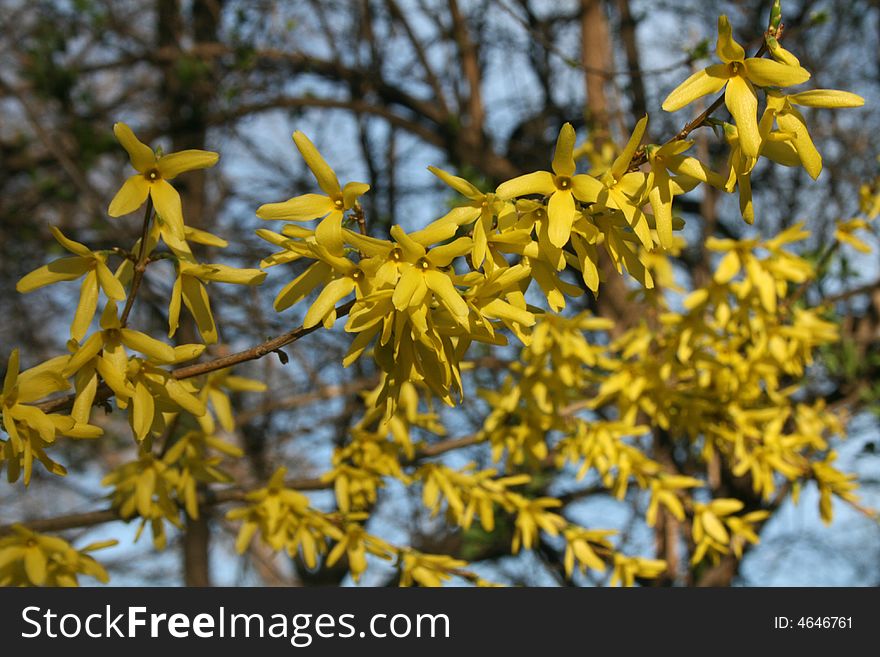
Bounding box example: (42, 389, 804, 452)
(157, 0, 222, 587)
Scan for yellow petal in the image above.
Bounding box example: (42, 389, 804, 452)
(392, 265, 424, 310)
(256, 194, 335, 221)
(547, 190, 576, 248)
(778, 110, 822, 179)
(24, 547, 48, 586)
(787, 89, 864, 108)
(666, 156, 726, 187)
(181, 276, 217, 344)
(761, 140, 800, 167)
(610, 188, 652, 249)
(184, 226, 228, 248)
(661, 64, 729, 112)
(480, 298, 535, 326)
(737, 170, 754, 223)
(119, 329, 176, 362)
(714, 249, 741, 284)
(409, 217, 460, 246)
(16, 257, 91, 293)
(725, 75, 760, 158)
(95, 353, 133, 400)
(50, 226, 92, 257)
(303, 277, 356, 328)
(168, 275, 182, 338)
(208, 389, 235, 432)
(113, 122, 156, 172)
(715, 15, 744, 63)
(13, 404, 56, 441)
(495, 171, 555, 200)
(63, 333, 104, 377)
(3, 348, 20, 398)
(611, 116, 648, 179)
(17, 356, 70, 403)
(273, 261, 332, 312)
(96, 260, 126, 300)
(427, 237, 473, 267)
(427, 166, 482, 200)
(71, 271, 99, 342)
(164, 378, 206, 416)
(132, 379, 155, 441)
(701, 512, 730, 544)
(315, 212, 345, 255)
(149, 180, 185, 240)
(191, 264, 266, 286)
(648, 184, 673, 250)
(342, 181, 370, 208)
(157, 149, 219, 179)
(552, 123, 577, 177)
(108, 175, 150, 217)
(743, 58, 810, 88)
(571, 174, 604, 203)
(424, 270, 468, 318)
(292, 131, 342, 196)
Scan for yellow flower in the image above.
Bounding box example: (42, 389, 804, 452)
(108, 122, 219, 243)
(0, 525, 115, 586)
(662, 16, 810, 158)
(62, 302, 202, 421)
(2, 349, 102, 484)
(595, 116, 652, 248)
(496, 123, 603, 248)
(428, 165, 511, 268)
(646, 139, 725, 245)
(167, 250, 266, 345)
(765, 89, 864, 179)
(16, 227, 126, 341)
(256, 131, 370, 255)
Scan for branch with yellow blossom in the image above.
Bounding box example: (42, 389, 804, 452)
(33, 299, 356, 415)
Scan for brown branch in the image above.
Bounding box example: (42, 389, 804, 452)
(384, 0, 449, 113)
(448, 0, 485, 141)
(34, 299, 356, 414)
(0, 476, 330, 537)
(119, 196, 154, 327)
(171, 299, 355, 379)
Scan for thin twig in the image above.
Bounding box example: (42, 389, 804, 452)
(119, 196, 154, 327)
(34, 300, 357, 415)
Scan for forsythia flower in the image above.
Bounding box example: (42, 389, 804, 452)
(257, 131, 370, 255)
(0, 525, 116, 586)
(662, 15, 810, 157)
(764, 89, 865, 179)
(167, 245, 267, 344)
(16, 227, 126, 341)
(2, 349, 102, 484)
(108, 122, 219, 244)
(496, 122, 603, 247)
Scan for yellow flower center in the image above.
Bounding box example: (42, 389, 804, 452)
(417, 258, 431, 270)
(555, 176, 572, 190)
(729, 62, 741, 75)
(145, 168, 161, 182)
(351, 269, 363, 281)
(26, 539, 37, 548)
(390, 247, 403, 262)
(333, 197, 344, 209)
